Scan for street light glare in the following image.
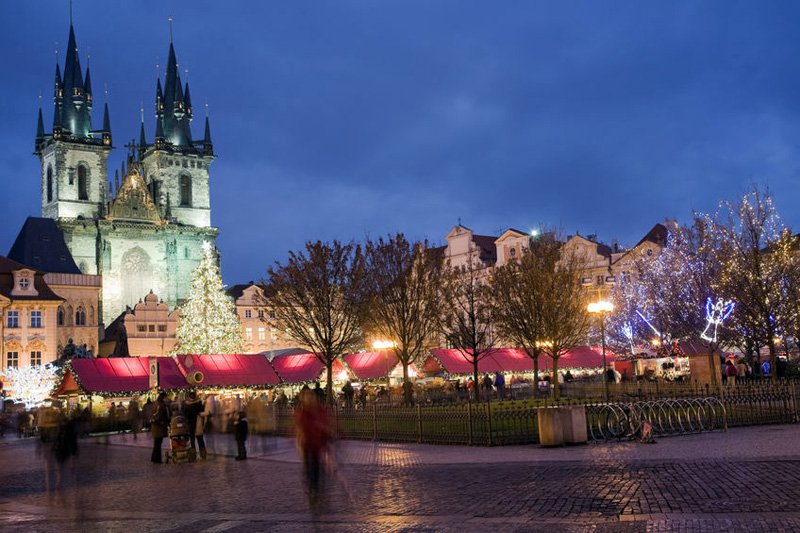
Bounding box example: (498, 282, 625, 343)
(372, 340, 395, 350)
(587, 301, 614, 314)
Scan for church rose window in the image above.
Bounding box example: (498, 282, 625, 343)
(78, 165, 89, 200)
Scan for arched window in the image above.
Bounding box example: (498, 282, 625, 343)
(47, 165, 53, 203)
(78, 165, 89, 200)
(179, 175, 192, 206)
(75, 306, 86, 326)
(57, 306, 65, 326)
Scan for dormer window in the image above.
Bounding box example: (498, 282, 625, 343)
(19, 278, 30, 289)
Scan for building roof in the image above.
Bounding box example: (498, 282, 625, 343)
(175, 354, 280, 387)
(226, 282, 267, 301)
(7, 217, 81, 274)
(342, 351, 422, 381)
(422, 347, 613, 376)
(270, 351, 350, 384)
(0, 256, 64, 302)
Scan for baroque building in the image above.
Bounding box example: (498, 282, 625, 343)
(27, 22, 218, 326)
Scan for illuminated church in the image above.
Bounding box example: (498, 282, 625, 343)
(12, 21, 218, 326)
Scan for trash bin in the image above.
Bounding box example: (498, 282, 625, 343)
(561, 405, 587, 445)
(537, 406, 565, 447)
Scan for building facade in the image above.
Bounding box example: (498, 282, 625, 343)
(29, 22, 218, 327)
(228, 283, 302, 354)
(100, 290, 179, 357)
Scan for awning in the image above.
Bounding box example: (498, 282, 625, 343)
(343, 351, 421, 381)
(422, 346, 612, 376)
(270, 351, 351, 384)
(176, 354, 280, 388)
(54, 357, 186, 397)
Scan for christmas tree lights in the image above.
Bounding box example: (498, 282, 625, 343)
(172, 242, 244, 355)
(2, 364, 59, 408)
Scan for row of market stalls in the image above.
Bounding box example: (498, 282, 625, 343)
(52, 347, 617, 400)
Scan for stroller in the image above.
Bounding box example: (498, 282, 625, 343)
(166, 412, 196, 464)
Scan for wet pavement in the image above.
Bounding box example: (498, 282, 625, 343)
(1, 425, 799, 532)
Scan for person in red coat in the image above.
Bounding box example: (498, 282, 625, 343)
(294, 389, 331, 497)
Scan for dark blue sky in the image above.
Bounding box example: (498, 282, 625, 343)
(3, 1, 800, 284)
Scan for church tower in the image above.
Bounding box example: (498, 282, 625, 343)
(139, 35, 214, 228)
(35, 23, 112, 221)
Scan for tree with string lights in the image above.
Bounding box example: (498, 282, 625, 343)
(2, 364, 59, 409)
(172, 243, 244, 355)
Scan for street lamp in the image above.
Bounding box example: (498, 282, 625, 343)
(587, 300, 614, 402)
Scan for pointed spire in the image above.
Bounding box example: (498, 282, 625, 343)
(84, 66, 92, 103)
(53, 63, 62, 98)
(36, 107, 45, 140)
(155, 78, 163, 112)
(101, 102, 112, 146)
(139, 117, 147, 148)
(184, 81, 192, 117)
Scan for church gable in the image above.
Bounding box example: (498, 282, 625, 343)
(107, 165, 163, 223)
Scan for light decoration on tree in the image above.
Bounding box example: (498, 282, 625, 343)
(2, 364, 59, 408)
(172, 242, 244, 355)
(621, 321, 635, 353)
(635, 310, 662, 337)
(700, 297, 735, 343)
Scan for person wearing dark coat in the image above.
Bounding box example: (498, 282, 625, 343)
(234, 411, 248, 460)
(150, 392, 170, 464)
(183, 391, 204, 452)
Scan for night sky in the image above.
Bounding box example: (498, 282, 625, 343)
(3, 1, 800, 284)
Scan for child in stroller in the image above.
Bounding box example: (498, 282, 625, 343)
(166, 409, 195, 464)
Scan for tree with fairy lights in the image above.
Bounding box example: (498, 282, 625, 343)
(172, 242, 244, 355)
(2, 364, 59, 408)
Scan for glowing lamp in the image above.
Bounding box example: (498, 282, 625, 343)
(588, 301, 614, 314)
(372, 340, 395, 350)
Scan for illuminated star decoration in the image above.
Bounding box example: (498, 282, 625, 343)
(700, 297, 735, 343)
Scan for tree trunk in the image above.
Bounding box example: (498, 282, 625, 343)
(533, 354, 539, 389)
(767, 338, 778, 382)
(402, 360, 409, 383)
(473, 361, 480, 402)
(326, 359, 333, 404)
(552, 357, 560, 401)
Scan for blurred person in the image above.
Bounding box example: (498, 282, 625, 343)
(725, 360, 738, 387)
(150, 392, 169, 464)
(184, 391, 203, 456)
(494, 372, 506, 400)
(402, 380, 414, 406)
(128, 399, 141, 440)
(234, 410, 248, 460)
(294, 389, 331, 500)
(342, 381, 354, 409)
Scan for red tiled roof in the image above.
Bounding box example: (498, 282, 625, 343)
(176, 354, 280, 387)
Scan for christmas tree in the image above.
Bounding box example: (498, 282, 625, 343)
(172, 242, 244, 355)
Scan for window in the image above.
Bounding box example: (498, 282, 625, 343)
(6, 352, 19, 370)
(19, 278, 30, 289)
(47, 165, 53, 203)
(258, 309, 265, 319)
(258, 327, 266, 341)
(78, 165, 89, 200)
(245, 327, 253, 340)
(30, 311, 42, 328)
(137, 325, 147, 333)
(509, 247, 516, 257)
(57, 307, 65, 326)
(269, 310, 276, 319)
(158, 325, 167, 332)
(75, 306, 86, 326)
(148, 325, 155, 333)
(30, 351, 42, 367)
(184, 247, 190, 259)
(245, 309, 252, 319)
(6, 311, 19, 328)
(179, 175, 192, 206)
(596, 275, 604, 285)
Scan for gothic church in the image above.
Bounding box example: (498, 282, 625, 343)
(13, 21, 218, 326)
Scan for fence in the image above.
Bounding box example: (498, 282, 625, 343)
(253, 380, 798, 446)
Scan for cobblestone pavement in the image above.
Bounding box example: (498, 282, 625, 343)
(1, 425, 799, 532)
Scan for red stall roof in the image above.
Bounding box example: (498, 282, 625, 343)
(176, 354, 280, 387)
(343, 351, 422, 381)
(59, 357, 186, 396)
(423, 346, 611, 375)
(270, 351, 350, 384)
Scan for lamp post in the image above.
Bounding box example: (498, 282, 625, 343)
(588, 300, 614, 402)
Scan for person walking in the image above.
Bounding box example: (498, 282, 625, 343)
(494, 372, 506, 401)
(725, 360, 738, 388)
(234, 411, 248, 461)
(150, 392, 169, 464)
(342, 382, 354, 409)
(294, 389, 331, 500)
(184, 391, 204, 457)
(128, 399, 141, 441)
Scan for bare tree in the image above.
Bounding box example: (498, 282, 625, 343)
(489, 234, 556, 385)
(536, 241, 592, 400)
(439, 258, 494, 401)
(263, 240, 366, 400)
(363, 234, 445, 383)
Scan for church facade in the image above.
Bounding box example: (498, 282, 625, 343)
(29, 22, 218, 326)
